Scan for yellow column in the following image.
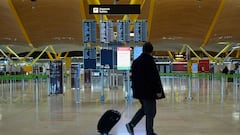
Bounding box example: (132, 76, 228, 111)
(46, 52, 54, 61)
(0, 49, 14, 64)
(5, 46, 21, 60)
(185, 45, 201, 59)
(30, 47, 49, 65)
(236, 50, 240, 58)
(214, 43, 231, 59)
(147, 0, 155, 41)
(65, 57, 71, 70)
(201, 0, 225, 47)
(168, 51, 175, 61)
(56, 53, 62, 60)
(8, 0, 34, 48)
(80, 0, 87, 19)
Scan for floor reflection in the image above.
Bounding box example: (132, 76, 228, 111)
(0, 76, 239, 135)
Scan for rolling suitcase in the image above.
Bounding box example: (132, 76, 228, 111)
(97, 109, 121, 135)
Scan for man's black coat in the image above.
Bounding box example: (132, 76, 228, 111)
(131, 53, 165, 100)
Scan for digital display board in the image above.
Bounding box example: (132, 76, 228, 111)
(117, 47, 131, 70)
(133, 46, 142, 60)
(49, 60, 63, 94)
(101, 49, 113, 69)
(117, 20, 130, 42)
(192, 63, 198, 73)
(82, 20, 96, 43)
(134, 20, 148, 42)
(84, 48, 96, 69)
(100, 20, 114, 43)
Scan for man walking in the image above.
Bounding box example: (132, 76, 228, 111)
(126, 42, 165, 135)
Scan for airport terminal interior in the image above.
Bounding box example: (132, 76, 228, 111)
(0, 0, 240, 135)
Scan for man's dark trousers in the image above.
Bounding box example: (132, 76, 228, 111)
(129, 99, 156, 135)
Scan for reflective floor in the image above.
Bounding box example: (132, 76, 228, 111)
(0, 77, 240, 135)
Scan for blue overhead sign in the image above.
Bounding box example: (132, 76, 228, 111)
(100, 20, 114, 43)
(84, 48, 96, 59)
(134, 20, 148, 42)
(134, 46, 142, 60)
(82, 20, 96, 43)
(84, 48, 96, 69)
(117, 20, 130, 43)
(101, 49, 114, 69)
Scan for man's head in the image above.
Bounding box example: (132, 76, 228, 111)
(142, 42, 153, 54)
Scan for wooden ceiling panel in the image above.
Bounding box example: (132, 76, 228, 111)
(209, 0, 240, 46)
(0, 0, 27, 48)
(150, 0, 221, 50)
(11, 0, 83, 48)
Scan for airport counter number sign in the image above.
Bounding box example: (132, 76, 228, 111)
(117, 47, 131, 70)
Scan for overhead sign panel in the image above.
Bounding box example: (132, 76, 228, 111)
(133, 46, 142, 60)
(84, 48, 96, 69)
(117, 20, 130, 42)
(101, 49, 113, 69)
(134, 20, 148, 42)
(100, 20, 114, 43)
(82, 20, 96, 43)
(89, 4, 140, 14)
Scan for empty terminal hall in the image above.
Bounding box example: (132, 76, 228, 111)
(0, 0, 240, 135)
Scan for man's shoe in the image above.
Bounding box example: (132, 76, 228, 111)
(126, 123, 134, 135)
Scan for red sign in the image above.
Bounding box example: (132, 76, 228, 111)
(198, 59, 210, 73)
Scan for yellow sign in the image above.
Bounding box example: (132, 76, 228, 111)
(22, 65, 32, 72)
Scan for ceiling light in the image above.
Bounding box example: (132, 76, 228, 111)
(217, 42, 230, 45)
(130, 32, 134, 37)
(232, 46, 240, 50)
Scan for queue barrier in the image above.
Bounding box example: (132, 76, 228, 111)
(161, 72, 240, 79)
(0, 74, 48, 104)
(160, 72, 239, 104)
(1, 73, 239, 104)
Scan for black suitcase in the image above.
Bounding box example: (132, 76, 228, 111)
(97, 109, 121, 135)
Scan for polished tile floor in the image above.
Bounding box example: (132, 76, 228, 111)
(0, 77, 240, 135)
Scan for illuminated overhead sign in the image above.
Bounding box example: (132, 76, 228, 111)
(117, 47, 131, 70)
(89, 4, 140, 14)
(133, 46, 142, 60)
